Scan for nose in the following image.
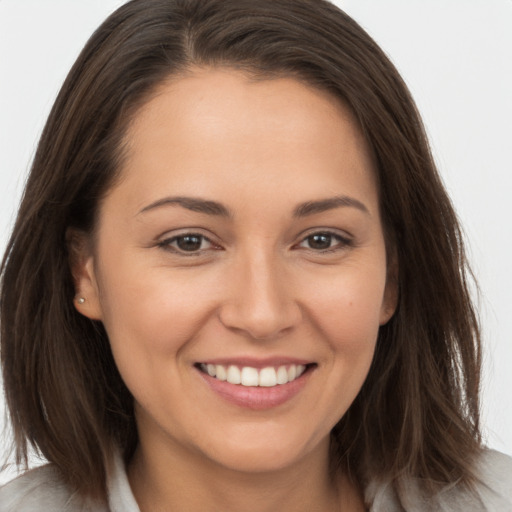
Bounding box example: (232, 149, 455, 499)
(218, 251, 302, 340)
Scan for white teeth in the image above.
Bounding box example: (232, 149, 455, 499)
(259, 367, 277, 387)
(241, 367, 259, 386)
(276, 366, 289, 385)
(201, 363, 309, 387)
(216, 364, 227, 381)
(227, 365, 241, 384)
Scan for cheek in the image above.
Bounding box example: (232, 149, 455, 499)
(305, 262, 387, 349)
(96, 260, 220, 359)
(96, 269, 219, 412)
(291, 273, 384, 437)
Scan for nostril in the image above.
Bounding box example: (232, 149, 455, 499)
(218, 299, 302, 341)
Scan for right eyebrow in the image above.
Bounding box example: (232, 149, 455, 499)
(137, 196, 232, 217)
(293, 195, 370, 217)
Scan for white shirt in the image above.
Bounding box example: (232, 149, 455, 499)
(1, 449, 511, 511)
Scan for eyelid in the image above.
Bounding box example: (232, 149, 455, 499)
(156, 229, 222, 255)
(294, 228, 354, 252)
(156, 226, 217, 242)
(295, 226, 353, 241)
(154, 227, 353, 256)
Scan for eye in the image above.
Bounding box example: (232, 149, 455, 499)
(298, 231, 351, 252)
(159, 233, 215, 254)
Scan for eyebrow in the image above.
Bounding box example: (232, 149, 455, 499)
(138, 196, 232, 217)
(138, 194, 369, 218)
(293, 195, 370, 217)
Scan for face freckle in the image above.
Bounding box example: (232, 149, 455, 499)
(75, 67, 397, 475)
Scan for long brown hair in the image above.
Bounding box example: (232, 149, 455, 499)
(1, 0, 481, 502)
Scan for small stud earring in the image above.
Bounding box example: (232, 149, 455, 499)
(77, 297, 86, 304)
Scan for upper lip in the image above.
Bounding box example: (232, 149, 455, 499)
(196, 357, 314, 369)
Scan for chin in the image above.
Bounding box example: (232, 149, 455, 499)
(198, 429, 329, 474)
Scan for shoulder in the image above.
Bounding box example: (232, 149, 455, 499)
(0, 465, 107, 512)
(434, 449, 512, 511)
(473, 449, 512, 508)
(366, 449, 512, 511)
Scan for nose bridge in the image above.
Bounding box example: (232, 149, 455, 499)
(219, 245, 301, 339)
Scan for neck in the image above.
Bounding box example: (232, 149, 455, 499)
(127, 432, 364, 512)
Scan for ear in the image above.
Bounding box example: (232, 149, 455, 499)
(66, 228, 103, 321)
(379, 252, 399, 325)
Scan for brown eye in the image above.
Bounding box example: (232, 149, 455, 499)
(306, 233, 333, 250)
(298, 231, 352, 252)
(160, 233, 214, 253)
(176, 235, 204, 251)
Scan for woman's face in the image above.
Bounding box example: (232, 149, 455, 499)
(76, 69, 396, 473)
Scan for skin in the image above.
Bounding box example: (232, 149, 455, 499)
(73, 68, 397, 512)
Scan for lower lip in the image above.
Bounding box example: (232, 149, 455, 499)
(196, 367, 311, 410)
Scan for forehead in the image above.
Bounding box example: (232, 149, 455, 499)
(126, 68, 369, 153)
(114, 67, 378, 216)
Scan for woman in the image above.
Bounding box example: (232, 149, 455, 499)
(1, 0, 511, 510)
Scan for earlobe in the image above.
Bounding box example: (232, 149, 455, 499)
(66, 228, 103, 321)
(379, 255, 399, 325)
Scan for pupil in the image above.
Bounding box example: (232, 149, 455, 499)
(309, 234, 331, 249)
(177, 235, 202, 251)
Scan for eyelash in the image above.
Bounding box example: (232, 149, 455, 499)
(157, 233, 218, 256)
(296, 231, 353, 253)
(157, 230, 353, 256)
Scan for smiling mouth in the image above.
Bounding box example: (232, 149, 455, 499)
(197, 363, 312, 387)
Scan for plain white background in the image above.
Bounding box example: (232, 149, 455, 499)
(1, 0, 511, 483)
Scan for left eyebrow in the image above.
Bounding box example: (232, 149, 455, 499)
(137, 196, 232, 217)
(293, 195, 370, 217)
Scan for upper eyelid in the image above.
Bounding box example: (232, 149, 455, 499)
(157, 227, 217, 242)
(163, 232, 211, 241)
(162, 234, 214, 245)
(294, 229, 354, 252)
(300, 231, 348, 242)
(156, 234, 220, 258)
(295, 227, 353, 241)
(154, 227, 353, 246)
